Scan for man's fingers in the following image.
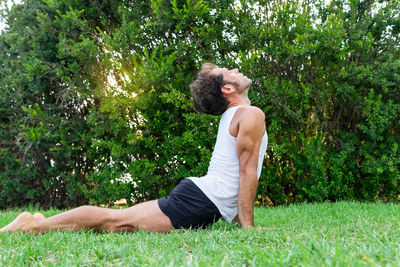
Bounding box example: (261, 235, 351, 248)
(256, 226, 267, 231)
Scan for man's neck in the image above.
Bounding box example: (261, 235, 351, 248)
(226, 95, 251, 109)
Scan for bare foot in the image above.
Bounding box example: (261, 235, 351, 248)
(0, 211, 37, 233)
(33, 212, 45, 221)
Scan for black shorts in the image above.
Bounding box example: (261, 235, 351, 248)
(158, 179, 222, 229)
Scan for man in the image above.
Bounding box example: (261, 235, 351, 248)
(0, 63, 267, 233)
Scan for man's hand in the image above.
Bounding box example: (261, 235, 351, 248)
(233, 216, 267, 230)
(232, 215, 253, 228)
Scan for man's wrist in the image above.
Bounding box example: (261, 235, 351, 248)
(238, 218, 254, 228)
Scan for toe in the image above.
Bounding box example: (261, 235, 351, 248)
(0, 211, 33, 233)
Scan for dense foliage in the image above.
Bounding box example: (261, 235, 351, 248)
(0, 0, 399, 209)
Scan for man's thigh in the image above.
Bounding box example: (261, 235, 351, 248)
(112, 200, 174, 232)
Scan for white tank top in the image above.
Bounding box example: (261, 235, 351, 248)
(189, 106, 268, 222)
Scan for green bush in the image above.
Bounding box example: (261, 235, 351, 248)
(0, 0, 399, 208)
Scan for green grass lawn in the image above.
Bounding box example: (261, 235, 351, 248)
(1, 201, 400, 266)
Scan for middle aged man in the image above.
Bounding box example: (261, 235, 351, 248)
(0, 63, 267, 233)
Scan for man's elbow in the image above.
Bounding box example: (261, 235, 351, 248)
(239, 169, 258, 182)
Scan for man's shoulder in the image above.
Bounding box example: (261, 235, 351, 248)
(234, 106, 265, 136)
(237, 106, 265, 120)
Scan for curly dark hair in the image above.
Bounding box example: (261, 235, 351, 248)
(190, 63, 230, 115)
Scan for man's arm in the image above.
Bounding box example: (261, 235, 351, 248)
(236, 107, 265, 228)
